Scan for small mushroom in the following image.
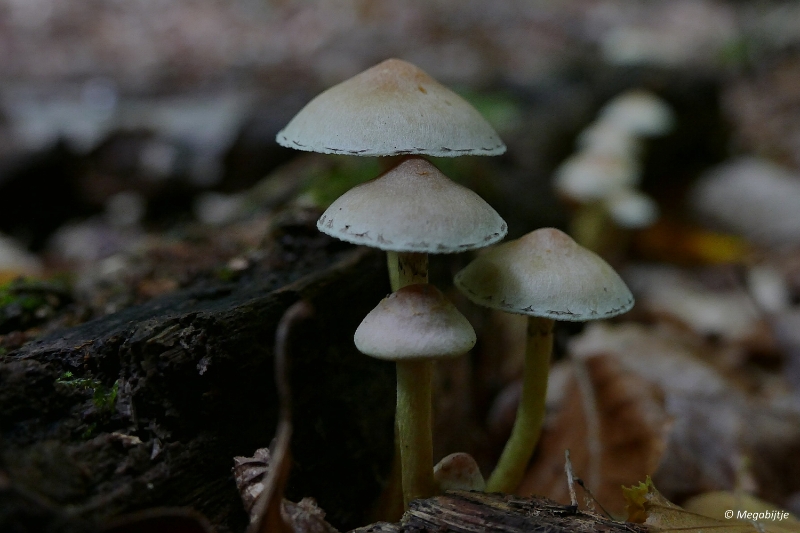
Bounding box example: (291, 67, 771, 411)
(454, 228, 634, 493)
(604, 188, 659, 229)
(433, 452, 486, 492)
(577, 121, 642, 160)
(597, 89, 674, 137)
(355, 283, 476, 507)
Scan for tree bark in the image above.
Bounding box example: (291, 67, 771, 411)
(0, 224, 395, 533)
(351, 491, 648, 533)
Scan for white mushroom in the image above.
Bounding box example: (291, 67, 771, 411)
(355, 284, 476, 507)
(277, 58, 506, 157)
(454, 228, 633, 493)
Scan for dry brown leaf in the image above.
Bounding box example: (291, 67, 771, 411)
(517, 354, 670, 517)
(634, 218, 750, 266)
(569, 322, 800, 502)
(683, 491, 799, 524)
(625, 477, 799, 533)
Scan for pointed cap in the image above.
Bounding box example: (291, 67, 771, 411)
(277, 59, 506, 157)
(317, 157, 507, 253)
(354, 284, 476, 361)
(454, 228, 634, 321)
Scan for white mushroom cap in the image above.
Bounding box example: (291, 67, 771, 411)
(553, 152, 640, 203)
(598, 90, 674, 137)
(276, 58, 506, 157)
(434, 452, 486, 492)
(317, 157, 507, 253)
(454, 228, 634, 321)
(577, 120, 642, 159)
(604, 188, 659, 229)
(354, 284, 477, 361)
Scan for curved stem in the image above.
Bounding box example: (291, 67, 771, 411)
(486, 316, 555, 493)
(396, 359, 435, 507)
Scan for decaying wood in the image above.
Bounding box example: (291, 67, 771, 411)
(0, 220, 396, 533)
(352, 491, 648, 533)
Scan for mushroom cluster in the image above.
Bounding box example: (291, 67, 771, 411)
(554, 89, 673, 255)
(277, 59, 507, 509)
(277, 59, 636, 510)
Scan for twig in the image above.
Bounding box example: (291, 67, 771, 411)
(564, 449, 578, 509)
(249, 300, 315, 533)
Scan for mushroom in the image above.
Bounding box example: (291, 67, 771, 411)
(277, 58, 506, 157)
(355, 283, 477, 507)
(577, 121, 642, 160)
(434, 452, 486, 492)
(453, 227, 634, 493)
(317, 156, 507, 290)
(597, 89, 674, 138)
(604, 188, 659, 230)
(553, 152, 642, 253)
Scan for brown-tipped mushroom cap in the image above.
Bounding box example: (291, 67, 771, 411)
(454, 228, 634, 321)
(317, 157, 507, 253)
(354, 284, 476, 361)
(434, 452, 486, 492)
(276, 58, 506, 157)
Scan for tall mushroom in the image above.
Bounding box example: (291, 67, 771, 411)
(320, 156, 503, 509)
(276, 58, 506, 158)
(454, 227, 634, 493)
(355, 283, 476, 507)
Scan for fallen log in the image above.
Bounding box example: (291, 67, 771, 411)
(0, 216, 395, 533)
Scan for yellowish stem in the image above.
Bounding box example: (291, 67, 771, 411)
(387, 251, 428, 291)
(486, 316, 555, 493)
(383, 250, 430, 511)
(396, 359, 435, 507)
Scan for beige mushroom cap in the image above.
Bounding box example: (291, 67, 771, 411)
(598, 90, 674, 137)
(434, 452, 486, 492)
(454, 228, 634, 321)
(276, 58, 506, 157)
(354, 284, 477, 361)
(317, 157, 507, 253)
(553, 152, 640, 203)
(605, 188, 659, 229)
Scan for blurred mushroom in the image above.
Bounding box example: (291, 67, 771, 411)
(597, 90, 674, 137)
(434, 452, 486, 492)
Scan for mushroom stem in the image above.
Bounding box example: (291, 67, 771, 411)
(396, 359, 436, 507)
(486, 316, 555, 493)
(387, 251, 428, 291)
(384, 250, 429, 512)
